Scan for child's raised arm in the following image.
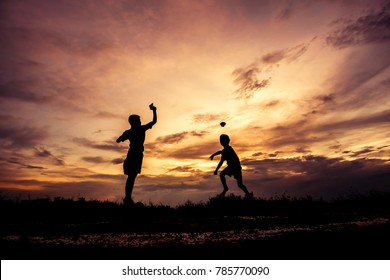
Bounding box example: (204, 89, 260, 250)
(142, 103, 157, 129)
(146, 103, 157, 128)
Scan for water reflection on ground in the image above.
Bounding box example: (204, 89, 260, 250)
(3, 216, 388, 248)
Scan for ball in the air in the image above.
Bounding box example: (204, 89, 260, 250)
(220, 122, 226, 127)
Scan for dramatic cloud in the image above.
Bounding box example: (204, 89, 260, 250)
(7, 159, 45, 170)
(34, 147, 65, 166)
(0, 80, 53, 103)
(167, 166, 202, 174)
(232, 40, 313, 100)
(81, 156, 107, 164)
(232, 65, 271, 100)
(154, 132, 190, 145)
(264, 109, 390, 150)
(192, 113, 228, 124)
(94, 111, 122, 119)
(327, 4, 390, 48)
(263, 100, 280, 108)
(111, 158, 124, 165)
(0, 125, 48, 149)
(261, 42, 312, 64)
(153, 131, 208, 145)
(165, 142, 216, 160)
(73, 137, 122, 152)
(319, 110, 390, 132)
(0, 0, 389, 205)
(276, 0, 295, 21)
(242, 156, 390, 199)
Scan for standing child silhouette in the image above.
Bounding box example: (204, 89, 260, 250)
(210, 134, 253, 198)
(116, 103, 157, 205)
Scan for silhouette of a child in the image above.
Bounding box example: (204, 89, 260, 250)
(116, 103, 157, 205)
(210, 134, 253, 198)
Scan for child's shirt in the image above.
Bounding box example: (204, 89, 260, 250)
(117, 123, 154, 153)
(221, 145, 241, 170)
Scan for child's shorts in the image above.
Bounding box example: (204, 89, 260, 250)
(123, 151, 144, 175)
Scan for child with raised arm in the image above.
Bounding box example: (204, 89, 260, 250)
(116, 103, 157, 205)
(210, 134, 253, 198)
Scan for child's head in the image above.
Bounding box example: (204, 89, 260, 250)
(220, 134, 230, 146)
(128, 114, 141, 126)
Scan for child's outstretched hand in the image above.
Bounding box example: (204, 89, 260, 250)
(149, 103, 157, 111)
(213, 170, 218, 175)
(209, 155, 214, 160)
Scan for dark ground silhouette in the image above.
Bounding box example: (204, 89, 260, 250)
(1, 191, 390, 260)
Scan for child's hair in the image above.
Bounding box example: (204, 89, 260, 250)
(220, 134, 230, 145)
(128, 114, 140, 126)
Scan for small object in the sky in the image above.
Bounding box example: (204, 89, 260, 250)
(220, 122, 226, 127)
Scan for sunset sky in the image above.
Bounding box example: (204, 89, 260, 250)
(1, 0, 389, 206)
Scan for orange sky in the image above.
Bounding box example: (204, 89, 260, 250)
(1, 0, 389, 206)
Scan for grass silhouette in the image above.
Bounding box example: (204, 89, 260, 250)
(1, 191, 390, 260)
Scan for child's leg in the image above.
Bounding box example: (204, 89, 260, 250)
(125, 173, 137, 203)
(219, 170, 229, 196)
(236, 176, 251, 195)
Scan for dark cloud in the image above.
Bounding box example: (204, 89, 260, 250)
(328, 144, 341, 151)
(0, 77, 95, 116)
(73, 137, 123, 152)
(94, 111, 122, 119)
(275, 0, 327, 22)
(319, 109, 390, 131)
(378, 145, 389, 150)
(302, 94, 336, 117)
(350, 147, 375, 157)
(192, 113, 227, 124)
(0, 125, 48, 149)
(327, 4, 390, 48)
(262, 42, 312, 64)
(144, 133, 221, 160)
(232, 65, 271, 100)
(242, 155, 390, 199)
(153, 130, 208, 145)
(264, 100, 280, 108)
(111, 158, 124, 165)
(315, 94, 335, 104)
(34, 147, 65, 165)
(295, 146, 311, 154)
(1, 26, 111, 57)
(0, 25, 106, 113)
(232, 40, 313, 100)
(7, 159, 45, 170)
(167, 166, 202, 174)
(309, 40, 389, 119)
(165, 142, 216, 160)
(155, 132, 190, 145)
(81, 156, 106, 164)
(0, 80, 53, 103)
(266, 109, 390, 149)
(191, 131, 208, 137)
(276, 1, 295, 21)
(345, 146, 390, 158)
